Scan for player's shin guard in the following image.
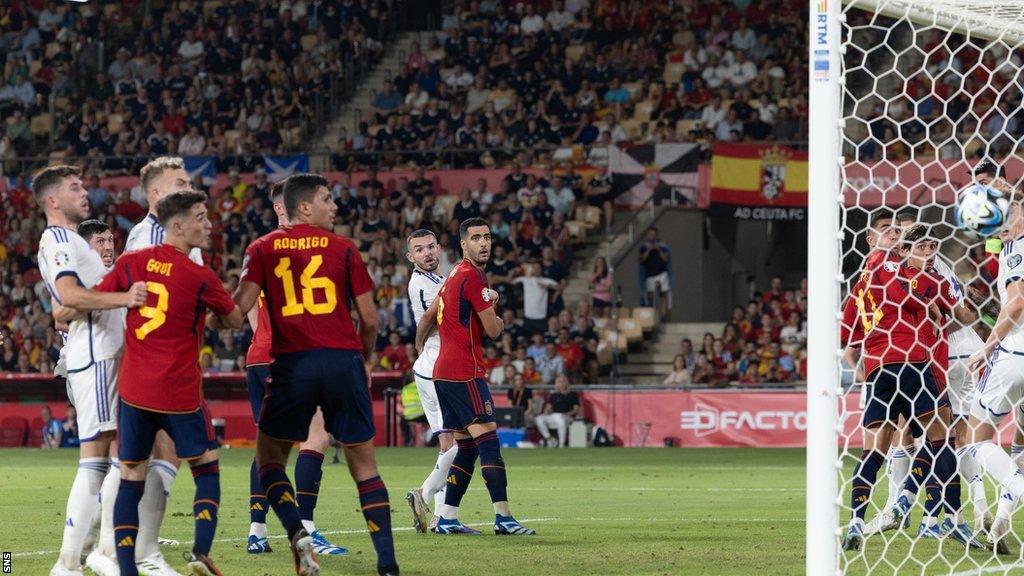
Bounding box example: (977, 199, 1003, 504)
(443, 437, 479, 510)
(136, 459, 176, 558)
(851, 450, 886, 521)
(295, 449, 324, 532)
(357, 476, 397, 571)
(58, 458, 108, 568)
(259, 463, 303, 540)
(249, 459, 268, 527)
(97, 459, 120, 557)
(113, 479, 145, 576)
(475, 431, 509, 505)
(190, 461, 220, 556)
(920, 439, 946, 521)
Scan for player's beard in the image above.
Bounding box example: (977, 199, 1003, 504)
(63, 203, 88, 226)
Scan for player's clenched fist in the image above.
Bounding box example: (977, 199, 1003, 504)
(125, 281, 149, 307)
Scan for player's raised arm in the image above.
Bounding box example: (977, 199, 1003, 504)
(478, 304, 504, 340)
(971, 279, 1024, 373)
(60, 270, 148, 310)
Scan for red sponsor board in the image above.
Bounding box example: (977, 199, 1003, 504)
(582, 389, 1023, 448)
(842, 157, 1024, 208)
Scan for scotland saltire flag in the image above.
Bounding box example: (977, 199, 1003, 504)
(183, 156, 218, 186)
(264, 154, 310, 182)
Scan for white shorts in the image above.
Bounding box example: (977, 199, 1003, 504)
(66, 357, 120, 442)
(971, 348, 1024, 426)
(645, 272, 670, 293)
(413, 372, 445, 434)
(947, 356, 976, 418)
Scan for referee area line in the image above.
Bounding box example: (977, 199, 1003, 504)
(10, 516, 806, 558)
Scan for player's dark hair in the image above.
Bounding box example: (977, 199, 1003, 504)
(282, 173, 328, 219)
(406, 228, 437, 249)
(77, 219, 109, 241)
(869, 208, 895, 229)
(156, 191, 208, 227)
(270, 181, 284, 203)
(31, 164, 81, 205)
(459, 217, 489, 239)
(901, 223, 934, 246)
(974, 159, 1003, 178)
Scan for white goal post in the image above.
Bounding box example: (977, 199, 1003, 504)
(808, 1, 1024, 574)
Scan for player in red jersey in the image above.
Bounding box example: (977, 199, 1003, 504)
(243, 182, 348, 556)
(234, 173, 396, 576)
(841, 224, 971, 550)
(92, 192, 242, 575)
(415, 217, 535, 536)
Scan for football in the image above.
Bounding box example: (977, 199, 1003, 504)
(954, 183, 1009, 238)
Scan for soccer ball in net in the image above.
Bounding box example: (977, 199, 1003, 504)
(954, 184, 1009, 239)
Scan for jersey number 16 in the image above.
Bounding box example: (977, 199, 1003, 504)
(274, 256, 338, 317)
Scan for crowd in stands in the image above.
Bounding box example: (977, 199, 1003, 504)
(664, 276, 808, 386)
(0, 0, 813, 387)
(0, 0, 396, 176)
(340, 0, 809, 169)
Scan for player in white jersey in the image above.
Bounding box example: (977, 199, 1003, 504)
(122, 157, 199, 576)
(966, 198, 1024, 554)
(403, 229, 458, 533)
(33, 165, 147, 576)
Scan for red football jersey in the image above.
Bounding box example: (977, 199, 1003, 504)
(245, 293, 273, 366)
(433, 259, 493, 382)
(842, 256, 945, 379)
(914, 268, 958, 390)
(95, 244, 235, 412)
(241, 223, 374, 356)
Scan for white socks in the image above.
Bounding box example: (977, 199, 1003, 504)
(96, 459, 120, 557)
(57, 458, 109, 569)
(971, 441, 1024, 524)
(302, 520, 317, 534)
(885, 445, 914, 510)
(250, 521, 268, 539)
(422, 446, 458, 502)
(135, 459, 176, 559)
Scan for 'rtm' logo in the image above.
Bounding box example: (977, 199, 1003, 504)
(679, 403, 807, 437)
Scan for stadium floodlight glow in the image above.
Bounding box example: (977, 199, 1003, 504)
(811, 0, 1024, 573)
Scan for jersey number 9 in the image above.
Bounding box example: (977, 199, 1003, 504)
(135, 281, 169, 340)
(274, 256, 338, 317)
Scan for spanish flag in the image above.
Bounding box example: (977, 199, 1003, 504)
(710, 144, 809, 217)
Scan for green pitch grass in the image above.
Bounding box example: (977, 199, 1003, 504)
(1, 447, 805, 575)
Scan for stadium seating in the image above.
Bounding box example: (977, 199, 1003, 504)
(0, 416, 28, 447)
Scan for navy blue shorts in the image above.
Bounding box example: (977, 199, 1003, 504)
(118, 401, 217, 463)
(261, 349, 374, 444)
(862, 362, 950, 429)
(435, 378, 495, 431)
(246, 364, 271, 422)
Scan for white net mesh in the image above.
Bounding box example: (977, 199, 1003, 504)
(838, 0, 1024, 574)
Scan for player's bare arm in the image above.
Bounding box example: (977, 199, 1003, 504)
(206, 305, 244, 330)
(478, 304, 504, 340)
(56, 275, 148, 310)
(969, 279, 1024, 373)
(416, 297, 440, 353)
(232, 280, 262, 316)
(353, 291, 379, 358)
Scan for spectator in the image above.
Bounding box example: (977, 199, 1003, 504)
(679, 338, 696, 371)
(535, 375, 580, 447)
(639, 227, 671, 319)
(537, 343, 566, 385)
(589, 255, 613, 317)
(60, 404, 80, 448)
(514, 262, 560, 334)
(41, 405, 62, 448)
(507, 373, 535, 417)
(663, 355, 692, 386)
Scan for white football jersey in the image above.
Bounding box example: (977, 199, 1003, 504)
(998, 238, 1024, 353)
(408, 268, 444, 378)
(38, 226, 124, 371)
(931, 256, 984, 358)
(125, 213, 203, 264)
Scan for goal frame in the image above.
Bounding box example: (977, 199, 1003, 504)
(806, 0, 841, 572)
